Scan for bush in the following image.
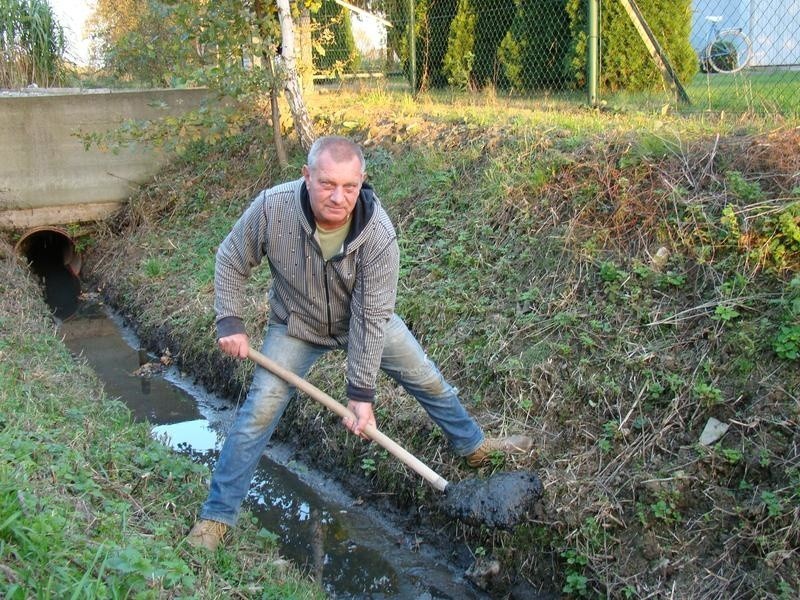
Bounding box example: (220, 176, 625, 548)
(409, 0, 696, 93)
(497, 0, 572, 91)
(471, 0, 516, 88)
(565, 0, 698, 92)
(441, 0, 477, 88)
(313, 0, 361, 75)
(414, 0, 457, 90)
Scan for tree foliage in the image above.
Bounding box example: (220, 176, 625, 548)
(0, 0, 65, 87)
(84, 0, 317, 156)
(89, 0, 279, 91)
(84, 0, 281, 154)
(88, 0, 189, 87)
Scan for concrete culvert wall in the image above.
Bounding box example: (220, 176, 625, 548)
(15, 227, 81, 319)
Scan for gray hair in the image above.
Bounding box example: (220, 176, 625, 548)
(307, 136, 366, 173)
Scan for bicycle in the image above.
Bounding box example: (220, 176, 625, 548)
(700, 15, 753, 74)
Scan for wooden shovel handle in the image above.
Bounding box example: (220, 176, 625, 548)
(247, 347, 449, 493)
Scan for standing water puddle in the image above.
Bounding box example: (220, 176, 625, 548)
(59, 301, 486, 599)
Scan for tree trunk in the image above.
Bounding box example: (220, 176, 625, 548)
(252, 0, 288, 167)
(275, 0, 316, 152)
(267, 58, 289, 168)
(299, 7, 314, 93)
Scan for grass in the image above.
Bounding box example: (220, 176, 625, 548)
(601, 66, 800, 116)
(686, 68, 800, 113)
(0, 242, 324, 599)
(331, 66, 800, 119)
(0, 0, 67, 87)
(74, 89, 800, 598)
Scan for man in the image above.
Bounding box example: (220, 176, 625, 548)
(187, 136, 532, 551)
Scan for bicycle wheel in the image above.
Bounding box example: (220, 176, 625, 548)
(707, 29, 752, 73)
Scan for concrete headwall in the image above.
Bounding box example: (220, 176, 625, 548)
(0, 88, 208, 229)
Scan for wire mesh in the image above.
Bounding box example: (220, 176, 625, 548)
(685, 0, 800, 114)
(309, 0, 800, 115)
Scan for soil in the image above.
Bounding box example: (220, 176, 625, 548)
(443, 471, 544, 530)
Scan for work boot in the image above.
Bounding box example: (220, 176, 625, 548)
(186, 519, 228, 551)
(465, 435, 534, 468)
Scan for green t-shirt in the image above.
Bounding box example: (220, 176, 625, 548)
(315, 217, 352, 260)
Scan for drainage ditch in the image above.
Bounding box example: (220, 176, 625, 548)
(58, 299, 488, 599)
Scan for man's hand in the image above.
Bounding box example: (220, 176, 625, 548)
(218, 333, 249, 359)
(344, 400, 376, 440)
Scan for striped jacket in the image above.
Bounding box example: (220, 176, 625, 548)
(214, 178, 400, 402)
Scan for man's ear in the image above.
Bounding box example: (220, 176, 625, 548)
(302, 164, 310, 179)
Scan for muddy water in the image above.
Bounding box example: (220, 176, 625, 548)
(60, 301, 486, 600)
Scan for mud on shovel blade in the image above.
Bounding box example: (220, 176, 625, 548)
(247, 347, 542, 529)
(441, 471, 543, 530)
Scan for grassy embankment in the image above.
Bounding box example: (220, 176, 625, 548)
(84, 89, 799, 598)
(0, 241, 323, 598)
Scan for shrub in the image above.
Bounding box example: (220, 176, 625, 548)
(413, 0, 457, 90)
(496, 0, 573, 91)
(471, 0, 516, 87)
(313, 0, 361, 74)
(442, 0, 477, 88)
(565, 0, 698, 92)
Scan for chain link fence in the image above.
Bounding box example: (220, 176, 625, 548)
(686, 0, 800, 114)
(310, 0, 800, 115)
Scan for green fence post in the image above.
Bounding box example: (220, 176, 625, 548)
(588, 0, 600, 106)
(408, 0, 416, 92)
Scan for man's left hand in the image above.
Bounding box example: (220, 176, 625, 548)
(344, 400, 376, 440)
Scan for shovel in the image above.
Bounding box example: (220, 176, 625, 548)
(248, 347, 542, 529)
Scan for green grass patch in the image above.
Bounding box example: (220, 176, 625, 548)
(0, 249, 323, 599)
(602, 67, 800, 116)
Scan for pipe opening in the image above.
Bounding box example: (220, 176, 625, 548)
(16, 227, 82, 319)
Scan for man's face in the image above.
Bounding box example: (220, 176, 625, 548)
(303, 151, 365, 230)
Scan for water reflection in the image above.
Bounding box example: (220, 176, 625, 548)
(154, 418, 407, 598)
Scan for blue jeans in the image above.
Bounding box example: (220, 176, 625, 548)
(200, 314, 484, 526)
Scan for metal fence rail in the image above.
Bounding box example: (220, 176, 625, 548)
(312, 0, 800, 115)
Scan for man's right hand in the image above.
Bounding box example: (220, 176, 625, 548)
(218, 333, 249, 359)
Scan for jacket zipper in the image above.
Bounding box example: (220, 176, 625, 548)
(322, 261, 333, 337)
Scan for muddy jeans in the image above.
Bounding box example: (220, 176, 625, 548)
(200, 313, 484, 526)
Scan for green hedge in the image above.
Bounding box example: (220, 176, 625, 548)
(565, 0, 698, 92)
(412, 0, 697, 93)
(471, 0, 516, 88)
(414, 0, 457, 90)
(313, 0, 360, 74)
(498, 0, 572, 91)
